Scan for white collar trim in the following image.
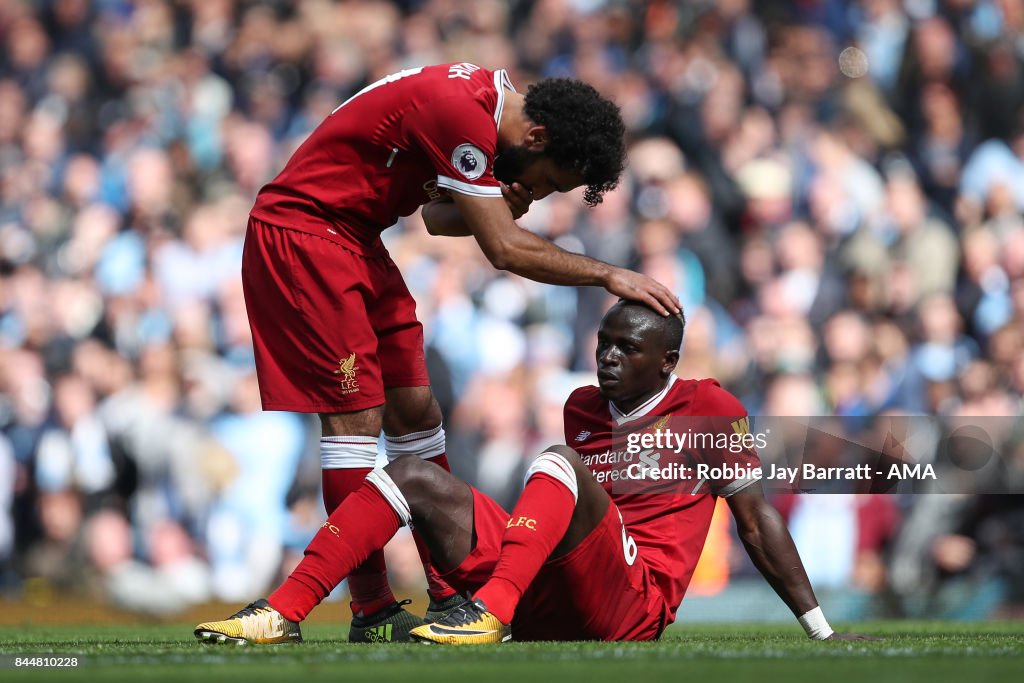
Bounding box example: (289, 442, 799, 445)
(493, 69, 515, 128)
(609, 375, 677, 425)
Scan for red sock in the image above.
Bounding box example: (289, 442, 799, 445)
(474, 472, 576, 623)
(322, 467, 396, 616)
(269, 479, 403, 622)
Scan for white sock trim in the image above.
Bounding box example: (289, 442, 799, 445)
(384, 424, 445, 462)
(525, 452, 578, 503)
(365, 469, 412, 527)
(321, 436, 378, 469)
(798, 606, 834, 640)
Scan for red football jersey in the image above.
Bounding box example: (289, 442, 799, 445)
(562, 376, 761, 620)
(251, 63, 513, 255)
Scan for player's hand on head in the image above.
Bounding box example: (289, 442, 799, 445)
(825, 632, 883, 641)
(605, 268, 681, 316)
(501, 182, 533, 220)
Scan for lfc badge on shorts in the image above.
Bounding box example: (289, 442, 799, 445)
(334, 353, 360, 394)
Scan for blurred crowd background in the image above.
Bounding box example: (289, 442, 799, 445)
(1, 0, 1023, 621)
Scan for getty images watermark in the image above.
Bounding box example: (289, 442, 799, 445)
(600, 416, 1024, 496)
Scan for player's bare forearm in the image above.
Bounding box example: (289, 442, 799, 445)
(727, 483, 820, 617)
(482, 223, 613, 287)
(729, 485, 881, 642)
(454, 191, 613, 284)
(422, 195, 612, 284)
(450, 191, 680, 314)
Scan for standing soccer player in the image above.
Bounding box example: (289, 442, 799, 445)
(236, 62, 680, 642)
(196, 301, 873, 644)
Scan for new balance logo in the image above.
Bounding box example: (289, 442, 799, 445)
(575, 431, 591, 442)
(365, 624, 393, 642)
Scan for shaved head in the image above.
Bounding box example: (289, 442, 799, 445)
(604, 300, 685, 353)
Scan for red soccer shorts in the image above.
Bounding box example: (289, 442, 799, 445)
(441, 488, 672, 641)
(241, 217, 429, 413)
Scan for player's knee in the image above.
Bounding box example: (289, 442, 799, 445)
(383, 454, 429, 491)
(540, 444, 580, 460)
(384, 455, 448, 508)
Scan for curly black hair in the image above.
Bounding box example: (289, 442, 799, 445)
(523, 78, 626, 207)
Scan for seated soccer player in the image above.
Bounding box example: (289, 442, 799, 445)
(195, 301, 872, 644)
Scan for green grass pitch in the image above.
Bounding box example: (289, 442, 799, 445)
(1, 622, 1021, 682)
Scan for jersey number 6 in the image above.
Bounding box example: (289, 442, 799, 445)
(618, 509, 638, 566)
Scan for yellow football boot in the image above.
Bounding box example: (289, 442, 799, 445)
(194, 599, 302, 645)
(409, 598, 511, 644)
